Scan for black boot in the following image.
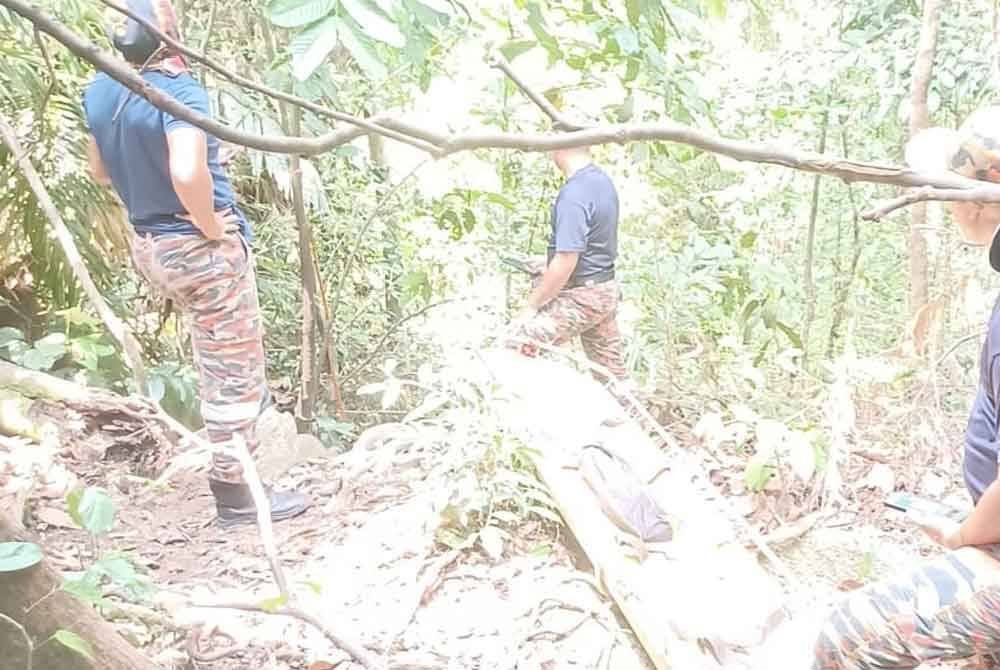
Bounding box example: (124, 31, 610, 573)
(209, 479, 310, 529)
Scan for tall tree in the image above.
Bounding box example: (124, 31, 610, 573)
(908, 0, 944, 316)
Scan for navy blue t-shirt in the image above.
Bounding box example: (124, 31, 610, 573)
(964, 295, 1000, 502)
(83, 71, 249, 239)
(547, 164, 619, 283)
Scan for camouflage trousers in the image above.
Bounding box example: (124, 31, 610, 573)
(131, 233, 268, 484)
(813, 545, 1000, 669)
(507, 279, 628, 381)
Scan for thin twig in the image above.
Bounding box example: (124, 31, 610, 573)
(198, 0, 217, 55)
(186, 623, 245, 662)
(330, 159, 430, 320)
(32, 27, 56, 113)
(0, 612, 33, 670)
(340, 300, 454, 384)
(193, 602, 383, 670)
(487, 53, 585, 131)
(935, 332, 981, 368)
(386, 550, 460, 651)
(862, 185, 1000, 221)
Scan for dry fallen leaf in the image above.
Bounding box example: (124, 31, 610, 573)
(308, 661, 341, 670)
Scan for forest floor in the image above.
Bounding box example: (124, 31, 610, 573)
(3, 368, 985, 670)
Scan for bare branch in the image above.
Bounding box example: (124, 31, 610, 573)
(0, 612, 33, 670)
(11, 0, 1000, 210)
(198, 0, 217, 55)
(32, 27, 56, 112)
(1, 0, 382, 155)
(96, 0, 441, 154)
(341, 299, 455, 385)
(862, 185, 1000, 221)
(487, 53, 586, 131)
(194, 602, 383, 670)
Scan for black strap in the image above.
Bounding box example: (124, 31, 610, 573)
(566, 269, 615, 289)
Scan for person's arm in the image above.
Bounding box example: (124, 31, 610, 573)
(525, 252, 579, 311)
(950, 480, 1000, 547)
(86, 134, 111, 186)
(520, 195, 588, 315)
(166, 127, 225, 240)
(162, 78, 235, 240)
(921, 355, 1000, 549)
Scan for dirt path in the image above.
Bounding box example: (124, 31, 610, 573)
(26, 426, 654, 670)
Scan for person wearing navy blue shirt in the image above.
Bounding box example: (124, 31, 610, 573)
(507, 145, 629, 384)
(84, 0, 307, 528)
(809, 107, 1000, 669)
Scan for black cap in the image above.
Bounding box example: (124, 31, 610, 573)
(111, 0, 162, 65)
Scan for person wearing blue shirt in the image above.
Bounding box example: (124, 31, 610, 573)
(83, 0, 307, 529)
(808, 107, 1000, 669)
(507, 145, 630, 385)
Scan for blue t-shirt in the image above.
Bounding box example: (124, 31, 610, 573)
(547, 164, 619, 283)
(82, 71, 249, 239)
(964, 295, 1000, 502)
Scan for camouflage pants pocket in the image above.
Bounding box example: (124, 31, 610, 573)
(507, 280, 628, 381)
(812, 546, 1000, 670)
(131, 233, 268, 484)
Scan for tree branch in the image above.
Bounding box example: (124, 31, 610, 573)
(198, 0, 217, 56)
(12, 0, 1000, 211)
(861, 185, 1000, 221)
(0, 0, 428, 156)
(194, 602, 383, 670)
(95, 0, 441, 154)
(0, 611, 33, 670)
(341, 299, 454, 385)
(487, 53, 585, 131)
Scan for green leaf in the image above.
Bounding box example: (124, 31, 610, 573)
(300, 580, 324, 595)
(525, 3, 561, 61)
(0, 542, 42, 572)
(67, 487, 116, 536)
(626, 0, 641, 25)
(289, 16, 339, 81)
(335, 17, 388, 79)
(775, 320, 804, 349)
(0, 326, 24, 348)
(498, 39, 536, 62)
(478, 526, 505, 560)
(52, 630, 95, 661)
(20, 338, 65, 371)
(340, 0, 406, 47)
(94, 555, 141, 587)
(148, 376, 166, 403)
(704, 0, 726, 20)
(612, 26, 640, 55)
(63, 574, 106, 606)
(258, 593, 289, 613)
(744, 461, 775, 492)
(412, 0, 451, 13)
(266, 0, 336, 28)
(381, 377, 402, 410)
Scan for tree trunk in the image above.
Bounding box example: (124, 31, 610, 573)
(368, 133, 402, 323)
(0, 516, 160, 670)
(908, 0, 943, 316)
(801, 105, 830, 359)
(289, 109, 320, 433)
(0, 360, 175, 476)
(827, 128, 865, 358)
